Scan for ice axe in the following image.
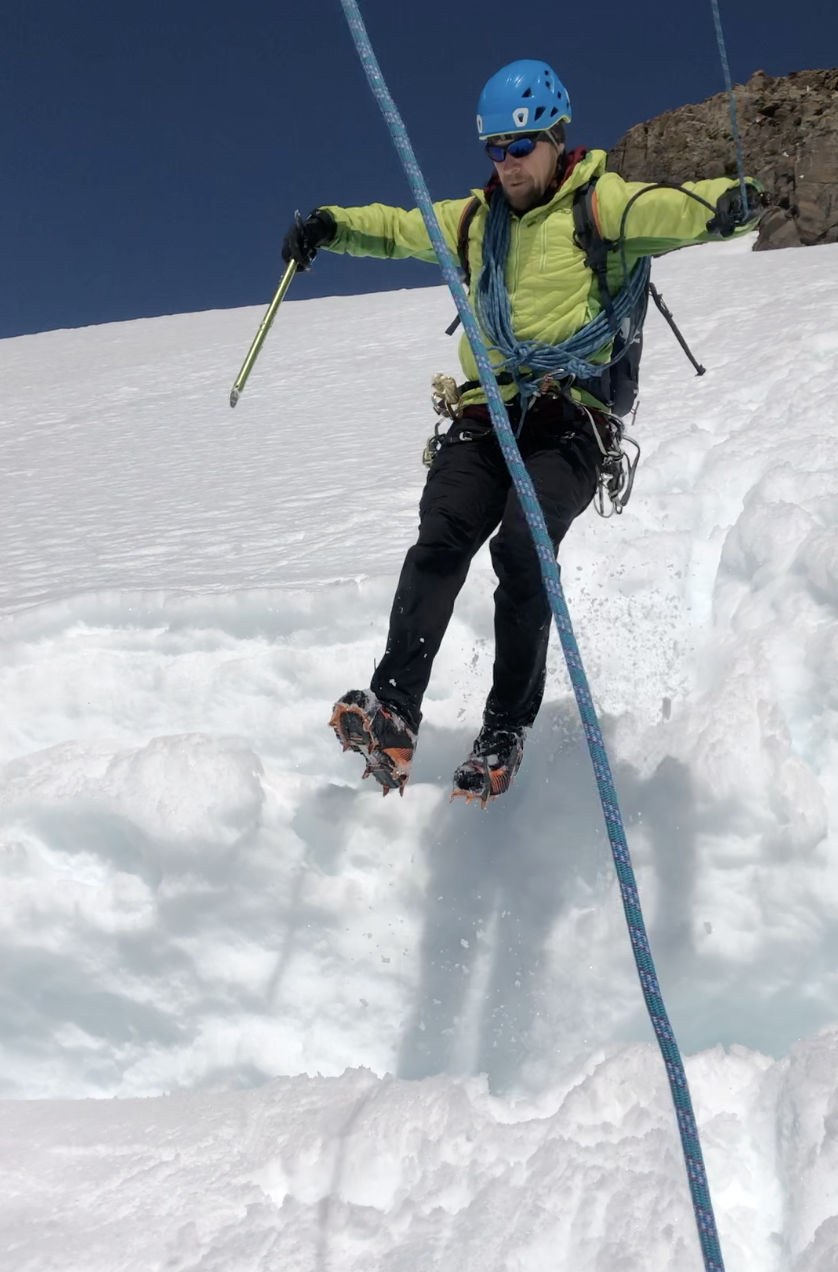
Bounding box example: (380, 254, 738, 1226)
(229, 258, 297, 408)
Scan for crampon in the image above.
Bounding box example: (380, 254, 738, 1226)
(451, 725, 526, 807)
(329, 689, 416, 797)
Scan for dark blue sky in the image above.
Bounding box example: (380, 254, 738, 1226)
(2, 0, 835, 337)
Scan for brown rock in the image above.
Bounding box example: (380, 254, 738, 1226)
(608, 68, 838, 250)
(754, 206, 802, 250)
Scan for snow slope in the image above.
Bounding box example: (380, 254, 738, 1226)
(2, 236, 838, 1269)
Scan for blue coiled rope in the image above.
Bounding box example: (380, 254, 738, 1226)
(475, 184, 652, 422)
(337, 3, 725, 1268)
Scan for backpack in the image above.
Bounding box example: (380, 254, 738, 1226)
(449, 178, 703, 416)
(570, 179, 648, 417)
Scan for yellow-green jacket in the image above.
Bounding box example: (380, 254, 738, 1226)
(322, 148, 752, 408)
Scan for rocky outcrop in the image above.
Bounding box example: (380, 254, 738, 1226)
(608, 68, 838, 250)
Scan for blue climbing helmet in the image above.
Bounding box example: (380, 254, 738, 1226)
(476, 60, 571, 141)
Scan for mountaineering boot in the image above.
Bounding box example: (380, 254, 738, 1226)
(329, 689, 416, 797)
(451, 724, 527, 806)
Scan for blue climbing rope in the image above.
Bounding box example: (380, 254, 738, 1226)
(475, 186, 651, 424)
(337, 3, 726, 1269)
(709, 0, 750, 213)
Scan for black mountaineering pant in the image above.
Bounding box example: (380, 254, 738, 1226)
(370, 396, 602, 733)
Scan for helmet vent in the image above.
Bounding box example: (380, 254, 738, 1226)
(522, 87, 533, 97)
(534, 105, 545, 121)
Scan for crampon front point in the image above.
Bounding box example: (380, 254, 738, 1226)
(329, 691, 415, 797)
(451, 727, 525, 807)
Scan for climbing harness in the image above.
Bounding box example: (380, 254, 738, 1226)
(421, 374, 639, 516)
(338, 3, 727, 1269)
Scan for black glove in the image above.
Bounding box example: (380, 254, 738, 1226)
(706, 182, 768, 237)
(281, 209, 336, 271)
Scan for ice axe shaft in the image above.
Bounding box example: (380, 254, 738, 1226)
(649, 282, 706, 377)
(229, 260, 297, 407)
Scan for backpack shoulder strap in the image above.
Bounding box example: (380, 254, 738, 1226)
(571, 180, 597, 247)
(445, 196, 482, 336)
(456, 196, 481, 287)
(572, 177, 618, 328)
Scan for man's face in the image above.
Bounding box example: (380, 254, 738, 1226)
(488, 133, 561, 211)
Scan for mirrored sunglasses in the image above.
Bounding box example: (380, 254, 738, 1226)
(484, 133, 545, 163)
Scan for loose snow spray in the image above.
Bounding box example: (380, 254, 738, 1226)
(337, 1, 726, 1269)
(4, 237, 838, 1269)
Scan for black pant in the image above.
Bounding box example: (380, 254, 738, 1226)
(371, 398, 602, 733)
